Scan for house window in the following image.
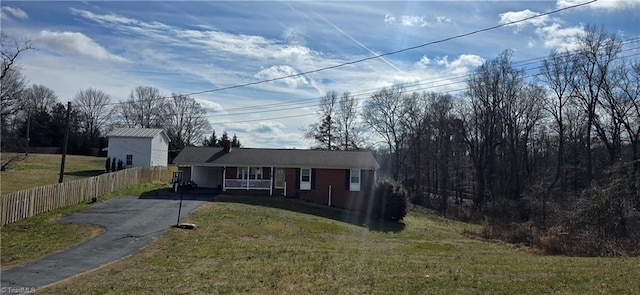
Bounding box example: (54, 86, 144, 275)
(237, 167, 262, 179)
(350, 169, 361, 191)
(300, 168, 311, 190)
(126, 155, 133, 166)
(275, 168, 285, 189)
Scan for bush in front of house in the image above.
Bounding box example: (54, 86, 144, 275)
(373, 179, 408, 222)
(105, 157, 111, 172)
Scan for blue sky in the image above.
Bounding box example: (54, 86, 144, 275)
(1, 1, 639, 148)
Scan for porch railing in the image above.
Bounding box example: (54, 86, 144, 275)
(225, 179, 271, 190)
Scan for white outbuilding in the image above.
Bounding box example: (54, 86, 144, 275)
(106, 128, 170, 168)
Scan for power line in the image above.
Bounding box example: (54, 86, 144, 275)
(208, 43, 640, 120)
(95, 0, 599, 109)
(208, 49, 640, 125)
(186, 0, 598, 96)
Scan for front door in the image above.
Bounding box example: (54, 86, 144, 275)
(275, 168, 285, 188)
(300, 168, 311, 190)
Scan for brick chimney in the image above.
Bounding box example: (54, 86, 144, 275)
(223, 139, 232, 153)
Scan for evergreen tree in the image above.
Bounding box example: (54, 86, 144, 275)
(231, 133, 241, 148)
(217, 131, 230, 146)
(202, 130, 219, 147)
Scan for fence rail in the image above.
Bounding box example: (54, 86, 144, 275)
(1, 166, 175, 226)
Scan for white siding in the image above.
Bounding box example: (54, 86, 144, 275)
(107, 133, 168, 168)
(107, 137, 153, 167)
(149, 134, 169, 167)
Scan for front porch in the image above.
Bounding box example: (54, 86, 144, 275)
(224, 179, 272, 190)
(222, 166, 287, 196)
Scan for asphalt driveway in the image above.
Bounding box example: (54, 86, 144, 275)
(0, 190, 213, 294)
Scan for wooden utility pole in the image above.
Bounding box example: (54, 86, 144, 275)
(58, 101, 71, 183)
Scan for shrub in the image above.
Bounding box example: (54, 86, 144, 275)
(105, 157, 111, 172)
(373, 179, 408, 222)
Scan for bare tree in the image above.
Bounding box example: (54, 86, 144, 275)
(428, 92, 458, 214)
(166, 93, 212, 149)
(335, 91, 364, 150)
(402, 91, 429, 195)
(612, 60, 640, 173)
(118, 86, 167, 128)
(304, 91, 338, 150)
(541, 50, 576, 191)
(362, 85, 407, 180)
(1, 33, 33, 152)
(570, 25, 622, 178)
(461, 50, 522, 210)
(73, 88, 113, 140)
(21, 85, 58, 154)
(23, 84, 58, 114)
(1, 32, 32, 117)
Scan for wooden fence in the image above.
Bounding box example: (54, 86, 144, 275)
(1, 166, 176, 226)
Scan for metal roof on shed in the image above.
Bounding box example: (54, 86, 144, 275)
(107, 128, 168, 139)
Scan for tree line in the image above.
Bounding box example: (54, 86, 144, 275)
(1, 33, 221, 157)
(304, 25, 639, 256)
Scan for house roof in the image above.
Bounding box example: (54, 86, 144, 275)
(107, 128, 170, 142)
(173, 146, 380, 169)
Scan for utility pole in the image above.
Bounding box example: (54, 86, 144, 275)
(58, 101, 71, 183)
(25, 111, 30, 156)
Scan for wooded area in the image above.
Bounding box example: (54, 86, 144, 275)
(304, 25, 639, 257)
(0, 32, 215, 157)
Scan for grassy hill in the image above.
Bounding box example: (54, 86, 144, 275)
(1, 153, 105, 194)
(41, 195, 639, 294)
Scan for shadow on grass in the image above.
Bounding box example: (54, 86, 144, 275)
(215, 194, 405, 233)
(137, 187, 219, 201)
(64, 170, 105, 177)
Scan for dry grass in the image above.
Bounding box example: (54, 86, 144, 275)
(1, 153, 106, 194)
(40, 195, 640, 294)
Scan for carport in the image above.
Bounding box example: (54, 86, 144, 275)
(183, 166, 224, 189)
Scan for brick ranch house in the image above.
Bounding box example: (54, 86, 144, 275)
(172, 144, 379, 212)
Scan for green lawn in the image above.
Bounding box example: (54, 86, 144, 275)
(1, 153, 106, 194)
(40, 195, 639, 294)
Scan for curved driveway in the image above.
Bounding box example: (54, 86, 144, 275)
(1, 191, 212, 294)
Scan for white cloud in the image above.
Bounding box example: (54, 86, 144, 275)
(535, 23, 586, 50)
(498, 8, 588, 51)
(401, 15, 429, 27)
(35, 30, 127, 62)
(254, 65, 309, 89)
(194, 98, 224, 114)
(416, 55, 431, 67)
(436, 16, 452, 24)
(72, 8, 318, 66)
(282, 27, 306, 46)
(384, 13, 396, 24)
(1, 6, 28, 20)
(499, 9, 550, 30)
(431, 54, 485, 74)
(384, 13, 430, 27)
(557, 0, 639, 10)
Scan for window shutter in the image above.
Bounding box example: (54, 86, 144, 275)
(311, 169, 316, 190)
(296, 168, 300, 189)
(361, 169, 366, 189)
(345, 169, 350, 190)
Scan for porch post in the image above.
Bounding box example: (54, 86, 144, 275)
(269, 167, 274, 196)
(222, 167, 226, 192)
(246, 166, 250, 190)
